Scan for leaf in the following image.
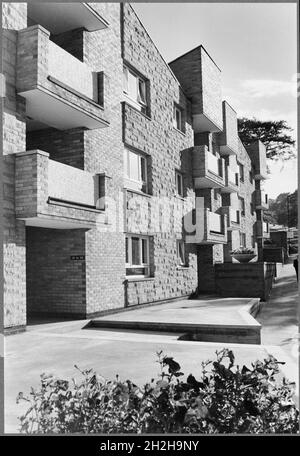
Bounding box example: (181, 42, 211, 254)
(162, 357, 181, 374)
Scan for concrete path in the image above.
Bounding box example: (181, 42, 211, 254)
(91, 296, 261, 344)
(257, 263, 299, 359)
(4, 316, 297, 434)
(4, 264, 298, 434)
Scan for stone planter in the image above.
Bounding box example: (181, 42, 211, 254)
(231, 253, 256, 263)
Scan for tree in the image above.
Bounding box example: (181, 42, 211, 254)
(238, 118, 296, 161)
(265, 190, 298, 227)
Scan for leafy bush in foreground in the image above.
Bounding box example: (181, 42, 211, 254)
(17, 349, 299, 434)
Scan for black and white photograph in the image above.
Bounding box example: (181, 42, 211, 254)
(0, 0, 299, 439)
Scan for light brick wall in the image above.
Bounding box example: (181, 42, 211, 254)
(121, 4, 198, 305)
(2, 2, 27, 329)
(2, 3, 267, 327)
(169, 46, 222, 131)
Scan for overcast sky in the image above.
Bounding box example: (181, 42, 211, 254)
(133, 2, 298, 198)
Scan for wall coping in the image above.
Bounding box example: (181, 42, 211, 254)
(18, 24, 50, 36)
(15, 149, 50, 158)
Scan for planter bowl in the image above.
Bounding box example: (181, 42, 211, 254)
(231, 253, 256, 263)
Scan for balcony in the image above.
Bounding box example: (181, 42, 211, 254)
(220, 206, 240, 231)
(246, 140, 268, 180)
(186, 208, 227, 245)
(192, 146, 225, 189)
(255, 221, 270, 239)
(221, 165, 239, 193)
(27, 3, 109, 33)
(256, 190, 269, 210)
(15, 150, 106, 229)
(263, 222, 270, 238)
(16, 25, 109, 131)
(169, 46, 222, 133)
(218, 101, 239, 156)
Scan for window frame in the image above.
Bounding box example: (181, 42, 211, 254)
(173, 105, 183, 131)
(123, 66, 147, 113)
(239, 196, 245, 217)
(238, 162, 244, 182)
(175, 170, 184, 197)
(124, 148, 148, 193)
(176, 239, 186, 266)
(125, 235, 150, 278)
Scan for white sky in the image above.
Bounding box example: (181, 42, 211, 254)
(133, 2, 298, 198)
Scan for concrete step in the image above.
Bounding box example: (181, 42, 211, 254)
(88, 318, 261, 345)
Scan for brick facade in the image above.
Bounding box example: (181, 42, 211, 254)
(1, 3, 268, 330)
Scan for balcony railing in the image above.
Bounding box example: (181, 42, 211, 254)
(17, 25, 108, 130)
(192, 146, 225, 189)
(48, 160, 96, 207)
(221, 165, 239, 193)
(256, 190, 269, 210)
(15, 150, 104, 229)
(207, 152, 220, 175)
(255, 221, 270, 238)
(185, 208, 227, 245)
(220, 206, 240, 230)
(48, 41, 98, 101)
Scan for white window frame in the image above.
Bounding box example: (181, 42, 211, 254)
(123, 66, 147, 113)
(124, 148, 148, 193)
(176, 239, 186, 266)
(126, 235, 150, 278)
(173, 105, 182, 130)
(175, 171, 183, 197)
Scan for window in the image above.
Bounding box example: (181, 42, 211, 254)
(177, 240, 186, 266)
(123, 66, 147, 113)
(249, 170, 253, 184)
(175, 171, 183, 197)
(239, 197, 245, 216)
(239, 232, 246, 248)
(251, 235, 255, 248)
(238, 162, 244, 182)
(214, 189, 218, 200)
(125, 235, 150, 277)
(124, 148, 148, 193)
(173, 105, 183, 131)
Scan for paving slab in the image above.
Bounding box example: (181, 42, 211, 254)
(257, 263, 299, 356)
(90, 296, 261, 344)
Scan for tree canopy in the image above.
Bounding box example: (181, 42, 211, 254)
(265, 190, 298, 227)
(238, 118, 296, 161)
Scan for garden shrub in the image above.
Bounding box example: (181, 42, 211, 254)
(17, 348, 299, 434)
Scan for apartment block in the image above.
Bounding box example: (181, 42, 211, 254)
(1, 3, 269, 332)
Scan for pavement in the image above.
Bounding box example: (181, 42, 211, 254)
(90, 296, 261, 344)
(4, 262, 299, 434)
(257, 263, 298, 353)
